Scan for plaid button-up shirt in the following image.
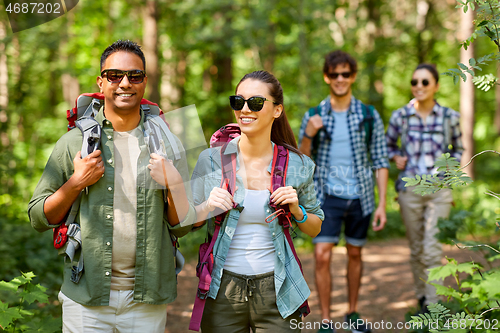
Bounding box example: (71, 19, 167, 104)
(386, 100, 463, 191)
(299, 96, 389, 217)
(190, 137, 324, 318)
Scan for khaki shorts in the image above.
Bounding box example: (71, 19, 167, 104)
(201, 270, 301, 333)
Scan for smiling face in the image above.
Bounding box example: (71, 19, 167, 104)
(323, 63, 357, 98)
(97, 51, 147, 117)
(411, 68, 439, 103)
(234, 79, 282, 138)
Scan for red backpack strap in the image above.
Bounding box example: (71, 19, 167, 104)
(189, 143, 238, 331)
(269, 144, 311, 317)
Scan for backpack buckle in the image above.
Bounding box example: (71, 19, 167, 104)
(197, 289, 209, 300)
(70, 265, 83, 283)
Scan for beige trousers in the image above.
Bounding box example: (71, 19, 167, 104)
(398, 188, 453, 304)
(59, 290, 167, 333)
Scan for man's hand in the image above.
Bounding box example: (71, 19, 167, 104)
(148, 153, 183, 188)
(71, 150, 105, 191)
(305, 114, 323, 138)
(372, 205, 386, 231)
(393, 155, 408, 170)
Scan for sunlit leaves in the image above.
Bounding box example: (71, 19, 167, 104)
(402, 153, 473, 196)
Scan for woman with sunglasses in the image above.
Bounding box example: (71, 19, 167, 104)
(386, 63, 463, 314)
(191, 70, 324, 332)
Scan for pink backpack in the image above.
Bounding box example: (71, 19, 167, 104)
(209, 123, 241, 147)
(189, 125, 310, 331)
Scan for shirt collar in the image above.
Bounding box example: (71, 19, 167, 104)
(323, 95, 355, 115)
(222, 136, 276, 174)
(94, 107, 146, 130)
(407, 99, 441, 116)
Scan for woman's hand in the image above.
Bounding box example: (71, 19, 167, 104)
(205, 186, 235, 213)
(393, 155, 408, 170)
(148, 153, 183, 187)
(270, 186, 303, 220)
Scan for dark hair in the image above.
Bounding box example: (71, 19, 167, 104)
(100, 40, 146, 72)
(236, 70, 302, 156)
(323, 50, 358, 75)
(415, 63, 439, 83)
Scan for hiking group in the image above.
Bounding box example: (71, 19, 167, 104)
(28, 40, 463, 333)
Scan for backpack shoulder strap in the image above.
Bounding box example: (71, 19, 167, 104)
(308, 105, 320, 117)
(214, 143, 237, 225)
(269, 145, 310, 317)
(143, 112, 181, 160)
(400, 104, 411, 157)
(361, 104, 375, 149)
(441, 105, 452, 152)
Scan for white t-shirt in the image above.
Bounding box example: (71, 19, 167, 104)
(111, 127, 141, 290)
(223, 189, 275, 275)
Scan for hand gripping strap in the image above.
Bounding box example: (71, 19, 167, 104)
(269, 145, 311, 317)
(189, 143, 237, 331)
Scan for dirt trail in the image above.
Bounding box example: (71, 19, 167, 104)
(165, 238, 486, 333)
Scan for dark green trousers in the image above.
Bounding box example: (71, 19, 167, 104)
(201, 270, 302, 333)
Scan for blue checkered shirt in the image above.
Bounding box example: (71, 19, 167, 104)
(191, 137, 324, 318)
(299, 96, 389, 217)
(386, 100, 463, 191)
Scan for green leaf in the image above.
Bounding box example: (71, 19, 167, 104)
(20, 283, 49, 305)
(24, 316, 62, 333)
(459, 72, 467, 82)
(477, 20, 488, 27)
(0, 281, 20, 293)
(428, 260, 459, 281)
(458, 62, 469, 71)
(0, 301, 23, 329)
(469, 58, 476, 66)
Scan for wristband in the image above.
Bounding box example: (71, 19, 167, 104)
(303, 132, 313, 139)
(292, 205, 308, 223)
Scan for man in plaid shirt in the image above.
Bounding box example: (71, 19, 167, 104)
(299, 50, 389, 333)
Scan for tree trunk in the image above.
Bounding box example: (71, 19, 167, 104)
(0, 20, 8, 148)
(143, 0, 160, 103)
(459, 6, 475, 178)
(495, 66, 500, 135)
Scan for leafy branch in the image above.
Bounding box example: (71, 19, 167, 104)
(442, 0, 500, 89)
(402, 150, 499, 196)
(0, 272, 60, 332)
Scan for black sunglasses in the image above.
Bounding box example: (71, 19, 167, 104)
(101, 69, 146, 84)
(229, 95, 278, 112)
(410, 79, 429, 87)
(327, 71, 352, 79)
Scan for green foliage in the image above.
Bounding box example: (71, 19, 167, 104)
(444, 0, 500, 88)
(0, 272, 60, 332)
(402, 154, 473, 196)
(472, 73, 498, 91)
(409, 303, 482, 332)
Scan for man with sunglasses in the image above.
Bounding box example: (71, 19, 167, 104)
(299, 50, 389, 333)
(29, 40, 195, 332)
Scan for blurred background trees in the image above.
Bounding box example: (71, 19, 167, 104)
(0, 0, 499, 320)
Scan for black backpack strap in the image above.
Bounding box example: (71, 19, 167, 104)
(308, 105, 322, 161)
(360, 104, 374, 150)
